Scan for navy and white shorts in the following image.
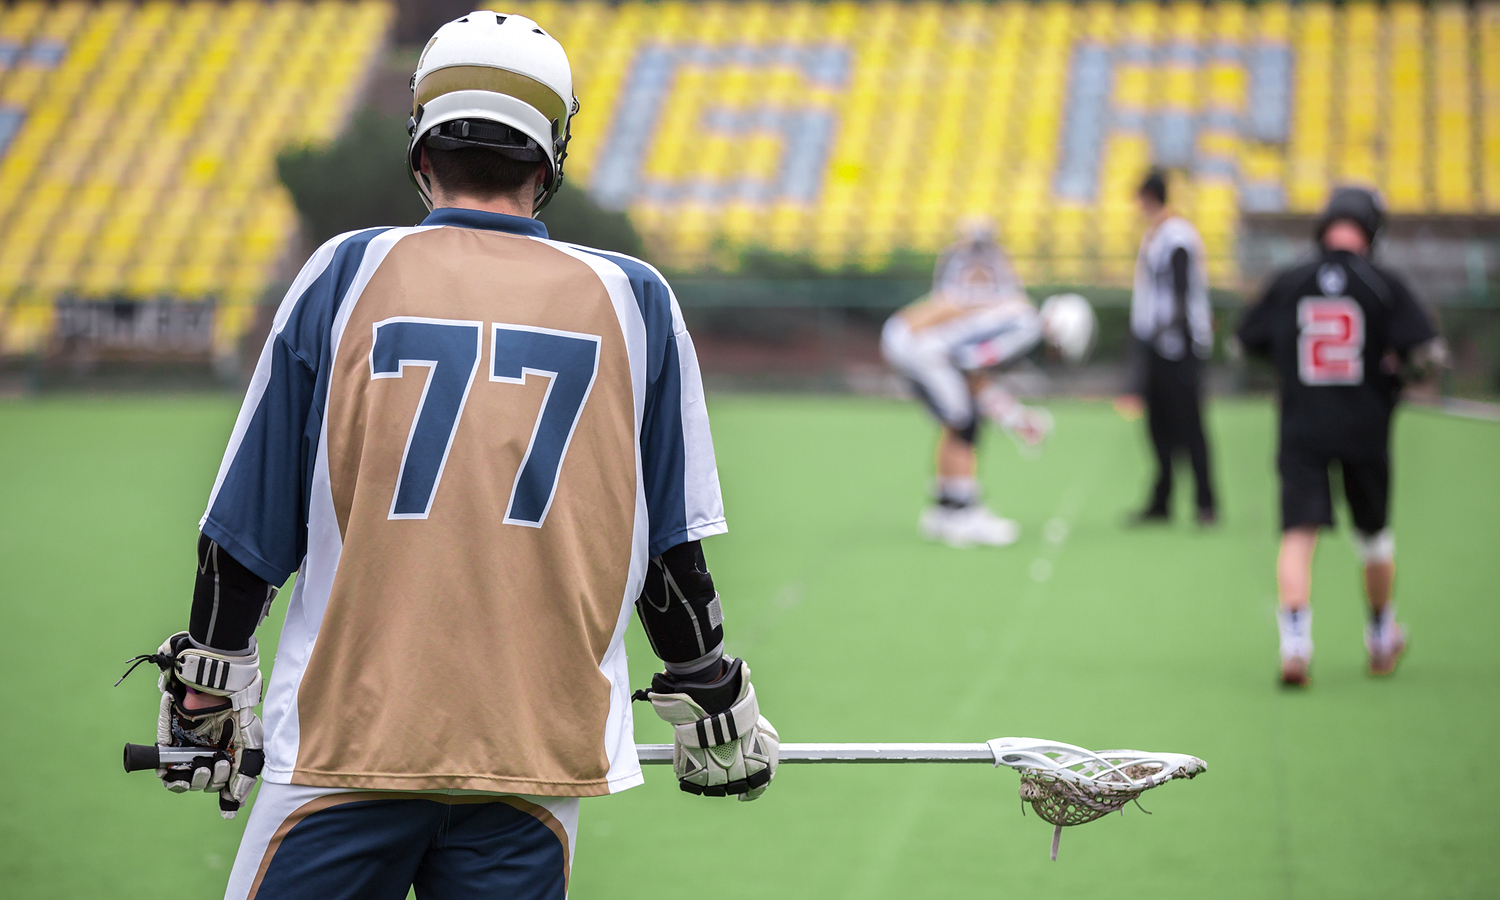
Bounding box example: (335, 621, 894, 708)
(224, 782, 579, 900)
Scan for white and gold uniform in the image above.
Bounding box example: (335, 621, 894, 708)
(203, 208, 725, 800)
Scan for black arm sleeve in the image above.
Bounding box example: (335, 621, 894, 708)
(1170, 247, 1190, 318)
(189, 532, 278, 652)
(636, 540, 724, 683)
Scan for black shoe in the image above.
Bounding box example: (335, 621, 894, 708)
(1126, 508, 1170, 527)
(1196, 508, 1218, 527)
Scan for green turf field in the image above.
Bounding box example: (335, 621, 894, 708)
(1, 394, 1497, 898)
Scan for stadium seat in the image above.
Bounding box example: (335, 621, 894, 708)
(1386, 2, 1427, 212)
(1432, 3, 1474, 213)
(1483, 5, 1500, 212)
(0, 0, 390, 354)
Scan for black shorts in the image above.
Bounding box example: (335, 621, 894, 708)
(1277, 447, 1389, 534)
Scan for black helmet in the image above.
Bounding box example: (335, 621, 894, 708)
(1316, 186, 1385, 247)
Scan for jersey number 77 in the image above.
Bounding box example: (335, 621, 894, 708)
(1297, 297, 1364, 386)
(369, 316, 601, 526)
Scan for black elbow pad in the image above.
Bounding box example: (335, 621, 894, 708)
(636, 540, 723, 678)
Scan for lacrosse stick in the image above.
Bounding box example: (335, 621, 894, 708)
(974, 382, 1052, 459)
(638, 737, 1206, 860)
(126, 738, 1206, 859)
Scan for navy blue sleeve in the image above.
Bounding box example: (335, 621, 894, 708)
(200, 337, 319, 585)
(607, 258, 691, 554)
(199, 229, 389, 586)
(570, 247, 724, 558)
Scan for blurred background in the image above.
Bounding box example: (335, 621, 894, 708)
(0, 0, 1497, 398)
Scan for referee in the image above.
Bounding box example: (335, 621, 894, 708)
(1121, 170, 1218, 525)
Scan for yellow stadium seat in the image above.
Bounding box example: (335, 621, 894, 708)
(0, 0, 390, 347)
(1, 0, 1496, 331)
(1432, 4, 1474, 212)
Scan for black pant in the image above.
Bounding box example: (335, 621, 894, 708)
(1144, 351, 1215, 514)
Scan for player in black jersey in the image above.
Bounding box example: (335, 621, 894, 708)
(1236, 187, 1445, 687)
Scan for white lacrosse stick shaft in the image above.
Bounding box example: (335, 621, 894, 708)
(636, 743, 997, 764)
(638, 739, 1206, 775)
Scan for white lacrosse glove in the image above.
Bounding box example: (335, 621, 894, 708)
(977, 383, 1053, 452)
(123, 632, 265, 818)
(638, 658, 779, 801)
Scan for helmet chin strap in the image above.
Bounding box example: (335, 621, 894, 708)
(417, 172, 435, 213)
(531, 167, 559, 217)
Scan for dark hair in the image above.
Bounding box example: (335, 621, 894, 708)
(424, 146, 543, 200)
(1138, 169, 1168, 205)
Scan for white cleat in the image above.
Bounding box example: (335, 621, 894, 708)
(1276, 609, 1314, 688)
(1366, 623, 1407, 677)
(1279, 653, 1310, 688)
(919, 504, 1020, 548)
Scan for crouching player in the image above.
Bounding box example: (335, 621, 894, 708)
(880, 221, 1095, 547)
(1237, 187, 1445, 686)
(121, 14, 776, 898)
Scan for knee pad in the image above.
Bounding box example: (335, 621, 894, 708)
(1351, 528, 1395, 563)
(954, 417, 980, 446)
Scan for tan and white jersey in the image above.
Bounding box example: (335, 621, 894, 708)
(200, 208, 726, 797)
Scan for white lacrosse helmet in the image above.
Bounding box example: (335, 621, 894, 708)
(1038, 293, 1097, 364)
(955, 214, 997, 245)
(407, 11, 578, 214)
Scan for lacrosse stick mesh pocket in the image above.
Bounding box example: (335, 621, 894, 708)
(1016, 763, 1163, 826)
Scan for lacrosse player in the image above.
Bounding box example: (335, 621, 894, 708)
(880, 220, 1095, 547)
(123, 14, 776, 898)
(1237, 187, 1443, 686)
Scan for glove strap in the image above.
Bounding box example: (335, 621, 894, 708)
(674, 682, 760, 750)
(164, 634, 263, 711)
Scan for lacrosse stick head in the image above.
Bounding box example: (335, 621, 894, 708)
(987, 738, 1206, 859)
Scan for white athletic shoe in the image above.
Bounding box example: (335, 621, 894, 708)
(1277, 608, 1313, 688)
(1366, 622, 1407, 676)
(919, 504, 1020, 548)
(1279, 652, 1310, 688)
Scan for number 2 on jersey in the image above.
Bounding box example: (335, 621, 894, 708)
(1297, 297, 1364, 386)
(370, 318, 601, 526)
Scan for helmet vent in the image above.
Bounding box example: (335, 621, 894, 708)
(495, 14, 506, 24)
(533, 28, 546, 35)
(457, 16, 468, 23)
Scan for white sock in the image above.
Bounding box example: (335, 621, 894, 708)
(1277, 606, 1313, 661)
(1367, 604, 1398, 647)
(935, 477, 978, 508)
